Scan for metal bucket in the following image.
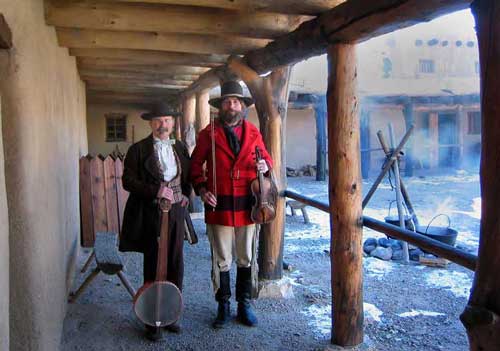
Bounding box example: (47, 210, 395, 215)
(383, 201, 415, 231)
(416, 214, 458, 247)
(384, 215, 415, 231)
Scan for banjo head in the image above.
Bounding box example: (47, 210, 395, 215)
(133, 281, 183, 327)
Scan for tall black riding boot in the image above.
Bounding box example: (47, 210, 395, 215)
(212, 271, 231, 329)
(236, 266, 258, 327)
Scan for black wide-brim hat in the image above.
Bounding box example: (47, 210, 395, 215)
(141, 102, 181, 120)
(208, 81, 254, 109)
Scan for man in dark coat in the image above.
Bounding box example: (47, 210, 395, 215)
(119, 103, 191, 340)
(191, 81, 273, 329)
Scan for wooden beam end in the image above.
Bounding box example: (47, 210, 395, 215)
(0, 14, 12, 49)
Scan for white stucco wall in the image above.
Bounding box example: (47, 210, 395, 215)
(0, 1, 87, 349)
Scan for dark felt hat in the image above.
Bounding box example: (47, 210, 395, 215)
(141, 102, 181, 120)
(208, 81, 254, 109)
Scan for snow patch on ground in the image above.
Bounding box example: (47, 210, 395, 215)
(303, 302, 383, 338)
(365, 257, 394, 279)
(398, 310, 445, 318)
(303, 305, 331, 338)
(425, 270, 472, 298)
(364, 302, 383, 322)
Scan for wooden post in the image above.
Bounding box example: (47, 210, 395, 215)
(327, 44, 363, 347)
(314, 95, 327, 181)
(182, 94, 196, 153)
(457, 105, 465, 168)
(403, 101, 414, 176)
(195, 89, 210, 135)
(360, 106, 371, 179)
(429, 112, 439, 168)
(460, 1, 500, 349)
(228, 57, 291, 280)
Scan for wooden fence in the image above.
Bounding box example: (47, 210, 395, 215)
(79, 155, 129, 247)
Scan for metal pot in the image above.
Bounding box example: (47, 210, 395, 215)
(416, 214, 458, 247)
(384, 215, 415, 231)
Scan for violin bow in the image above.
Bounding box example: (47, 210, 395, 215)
(210, 114, 217, 211)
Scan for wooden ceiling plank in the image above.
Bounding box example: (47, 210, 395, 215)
(98, 0, 345, 16)
(69, 48, 228, 67)
(57, 28, 271, 55)
(46, 1, 310, 39)
(77, 58, 208, 75)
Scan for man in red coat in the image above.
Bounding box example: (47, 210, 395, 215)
(191, 81, 272, 329)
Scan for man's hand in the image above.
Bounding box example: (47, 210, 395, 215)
(199, 188, 217, 208)
(157, 185, 174, 201)
(256, 159, 269, 173)
(180, 195, 189, 207)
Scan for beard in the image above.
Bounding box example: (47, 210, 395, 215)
(220, 109, 244, 125)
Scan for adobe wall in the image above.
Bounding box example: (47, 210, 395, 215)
(0, 0, 87, 349)
(86, 103, 148, 157)
(0, 96, 10, 351)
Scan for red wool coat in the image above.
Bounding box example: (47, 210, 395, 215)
(190, 119, 273, 227)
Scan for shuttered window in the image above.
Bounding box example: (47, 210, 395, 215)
(105, 114, 127, 142)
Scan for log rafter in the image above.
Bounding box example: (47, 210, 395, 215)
(69, 48, 227, 67)
(56, 28, 271, 55)
(184, 0, 472, 94)
(46, 1, 311, 39)
(96, 0, 346, 16)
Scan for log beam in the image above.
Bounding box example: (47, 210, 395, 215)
(228, 56, 291, 280)
(101, 0, 345, 16)
(56, 28, 271, 55)
(46, 1, 309, 39)
(244, 0, 471, 73)
(195, 90, 210, 135)
(70, 48, 227, 67)
(327, 44, 363, 346)
(181, 94, 196, 152)
(314, 95, 327, 181)
(185, 0, 470, 94)
(0, 14, 12, 49)
(79, 70, 192, 86)
(77, 58, 209, 75)
(461, 1, 500, 350)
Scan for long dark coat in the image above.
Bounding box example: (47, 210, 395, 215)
(119, 134, 191, 253)
(190, 119, 272, 226)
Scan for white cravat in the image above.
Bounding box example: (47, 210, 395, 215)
(153, 137, 177, 182)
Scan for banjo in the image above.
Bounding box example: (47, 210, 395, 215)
(133, 198, 183, 327)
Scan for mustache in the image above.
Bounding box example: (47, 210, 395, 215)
(221, 110, 244, 121)
(156, 127, 169, 133)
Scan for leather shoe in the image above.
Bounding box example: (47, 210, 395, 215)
(145, 325, 162, 341)
(164, 320, 181, 334)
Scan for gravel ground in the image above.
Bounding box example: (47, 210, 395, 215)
(62, 171, 479, 351)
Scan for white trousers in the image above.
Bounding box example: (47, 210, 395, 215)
(207, 224, 259, 296)
(207, 224, 255, 272)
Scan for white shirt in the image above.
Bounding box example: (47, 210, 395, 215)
(153, 137, 177, 182)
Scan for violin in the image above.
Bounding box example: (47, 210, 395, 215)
(250, 146, 277, 224)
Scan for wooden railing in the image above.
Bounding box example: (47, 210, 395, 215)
(284, 190, 478, 271)
(79, 155, 129, 247)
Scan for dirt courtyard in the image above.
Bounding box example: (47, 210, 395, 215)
(62, 172, 479, 350)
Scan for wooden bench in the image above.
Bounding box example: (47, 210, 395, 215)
(286, 200, 310, 224)
(69, 232, 136, 302)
